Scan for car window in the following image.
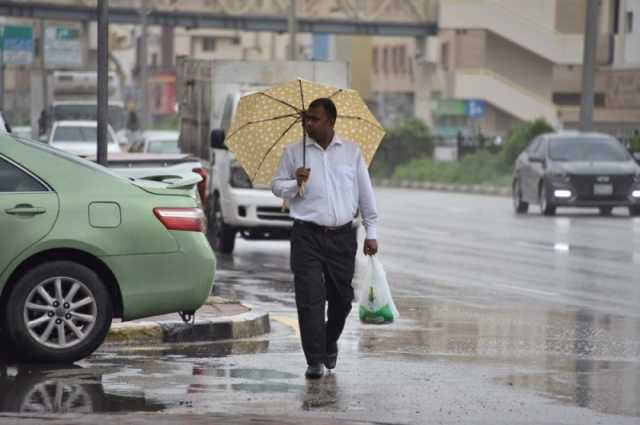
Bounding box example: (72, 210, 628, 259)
(0, 157, 47, 192)
(549, 137, 629, 162)
(147, 140, 181, 154)
(526, 138, 541, 155)
(53, 126, 115, 144)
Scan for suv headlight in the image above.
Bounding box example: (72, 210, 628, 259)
(230, 166, 252, 188)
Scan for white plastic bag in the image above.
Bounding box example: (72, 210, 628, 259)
(358, 256, 399, 324)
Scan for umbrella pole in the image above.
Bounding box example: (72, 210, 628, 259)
(300, 124, 306, 197)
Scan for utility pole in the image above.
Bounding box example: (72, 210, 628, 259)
(139, 0, 150, 130)
(288, 0, 297, 60)
(97, 0, 109, 165)
(579, 0, 600, 132)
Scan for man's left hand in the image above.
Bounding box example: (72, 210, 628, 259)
(364, 239, 378, 256)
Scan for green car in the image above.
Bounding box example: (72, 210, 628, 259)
(0, 133, 215, 363)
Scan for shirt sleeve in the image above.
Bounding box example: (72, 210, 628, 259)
(271, 146, 299, 200)
(356, 148, 378, 240)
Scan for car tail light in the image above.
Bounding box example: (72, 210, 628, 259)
(192, 167, 209, 206)
(153, 208, 205, 232)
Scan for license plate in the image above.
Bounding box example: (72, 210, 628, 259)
(593, 183, 613, 196)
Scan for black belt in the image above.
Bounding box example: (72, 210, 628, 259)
(294, 219, 354, 233)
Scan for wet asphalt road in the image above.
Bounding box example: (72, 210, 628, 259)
(1, 188, 640, 425)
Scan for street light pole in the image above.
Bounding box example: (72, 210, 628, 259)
(579, 0, 600, 132)
(97, 0, 109, 165)
(139, 0, 150, 130)
(288, 0, 297, 60)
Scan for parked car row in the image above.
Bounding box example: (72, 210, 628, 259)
(513, 131, 640, 216)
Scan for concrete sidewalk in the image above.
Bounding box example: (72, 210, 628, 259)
(373, 178, 511, 197)
(105, 297, 270, 346)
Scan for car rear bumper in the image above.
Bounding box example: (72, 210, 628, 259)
(104, 232, 215, 321)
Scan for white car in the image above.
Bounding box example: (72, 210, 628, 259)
(134, 130, 181, 154)
(47, 120, 121, 156)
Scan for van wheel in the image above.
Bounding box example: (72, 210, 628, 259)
(4, 261, 112, 363)
(207, 197, 236, 254)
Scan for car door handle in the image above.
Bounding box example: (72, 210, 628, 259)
(4, 204, 47, 216)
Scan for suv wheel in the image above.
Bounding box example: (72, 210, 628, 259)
(4, 261, 112, 363)
(539, 183, 556, 216)
(512, 179, 529, 214)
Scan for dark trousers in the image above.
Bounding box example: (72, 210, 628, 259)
(290, 220, 357, 366)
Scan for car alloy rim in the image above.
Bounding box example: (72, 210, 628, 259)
(20, 381, 93, 413)
(23, 276, 98, 349)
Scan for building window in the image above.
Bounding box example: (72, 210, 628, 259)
(382, 47, 389, 74)
(399, 46, 407, 74)
(392, 47, 400, 74)
(372, 47, 379, 74)
(627, 11, 634, 33)
(441, 42, 450, 71)
(202, 37, 216, 52)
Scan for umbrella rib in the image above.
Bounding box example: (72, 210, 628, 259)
(299, 79, 305, 110)
(258, 93, 302, 113)
(328, 89, 343, 99)
(252, 117, 302, 182)
(339, 115, 386, 131)
(225, 113, 300, 141)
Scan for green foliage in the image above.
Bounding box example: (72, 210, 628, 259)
(629, 136, 640, 153)
(370, 118, 434, 178)
(393, 150, 511, 187)
(497, 118, 553, 171)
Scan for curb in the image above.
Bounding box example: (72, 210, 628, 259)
(373, 178, 511, 197)
(105, 307, 271, 345)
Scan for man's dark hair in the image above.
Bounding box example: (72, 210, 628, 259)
(308, 98, 337, 123)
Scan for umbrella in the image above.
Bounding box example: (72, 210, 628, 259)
(224, 78, 385, 187)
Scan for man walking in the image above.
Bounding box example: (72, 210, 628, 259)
(272, 98, 379, 379)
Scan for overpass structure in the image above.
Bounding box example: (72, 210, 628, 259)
(0, 0, 438, 37)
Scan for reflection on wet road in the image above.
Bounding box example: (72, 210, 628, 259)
(1, 189, 639, 424)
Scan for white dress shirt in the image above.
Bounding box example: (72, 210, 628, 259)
(272, 133, 378, 240)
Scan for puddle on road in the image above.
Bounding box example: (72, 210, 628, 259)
(0, 364, 165, 414)
(354, 296, 640, 417)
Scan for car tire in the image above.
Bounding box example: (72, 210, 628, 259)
(512, 179, 529, 214)
(629, 206, 640, 217)
(207, 196, 236, 254)
(599, 207, 613, 216)
(4, 261, 113, 363)
(539, 183, 556, 216)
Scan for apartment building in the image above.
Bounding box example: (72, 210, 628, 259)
(434, 0, 640, 141)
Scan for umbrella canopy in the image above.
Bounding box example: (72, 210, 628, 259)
(225, 79, 385, 186)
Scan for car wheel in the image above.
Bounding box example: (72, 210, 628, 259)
(4, 261, 112, 363)
(207, 196, 236, 254)
(629, 206, 640, 217)
(539, 183, 556, 216)
(599, 207, 613, 216)
(512, 179, 529, 214)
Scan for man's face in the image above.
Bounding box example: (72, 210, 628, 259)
(304, 106, 334, 142)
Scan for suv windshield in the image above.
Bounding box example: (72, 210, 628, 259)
(549, 137, 629, 162)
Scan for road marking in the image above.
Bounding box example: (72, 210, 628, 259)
(271, 315, 300, 337)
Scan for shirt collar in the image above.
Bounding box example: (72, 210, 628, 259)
(305, 133, 343, 149)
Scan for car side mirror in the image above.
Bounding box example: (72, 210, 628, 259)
(210, 129, 227, 150)
(529, 154, 545, 164)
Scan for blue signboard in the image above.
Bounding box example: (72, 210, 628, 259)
(2, 25, 33, 65)
(465, 99, 486, 118)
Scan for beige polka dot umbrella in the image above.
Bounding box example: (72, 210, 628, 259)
(225, 78, 386, 187)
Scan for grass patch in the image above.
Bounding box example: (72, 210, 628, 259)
(392, 151, 512, 187)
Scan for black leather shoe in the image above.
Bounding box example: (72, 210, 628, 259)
(305, 364, 324, 379)
(324, 352, 338, 370)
